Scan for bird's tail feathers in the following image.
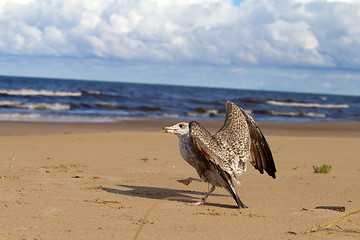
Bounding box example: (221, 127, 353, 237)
(226, 179, 246, 208)
(219, 170, 247, 209)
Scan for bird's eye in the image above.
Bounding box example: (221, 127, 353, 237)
(179, 124, 184, 128)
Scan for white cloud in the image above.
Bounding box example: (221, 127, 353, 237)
(230, 67, 245, 73)
(326, 73, 360, 80)
(0, 0, 359, 69)
(323, 82, 333, 88)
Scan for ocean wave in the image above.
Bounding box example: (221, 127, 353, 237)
(82, 90, 100, 95)
(238, 98, 262, 103)
(0, 100, 21, 106)
(195, 107, 220, 115)
(0, 113, 44, 120)
(186, 107, 252, 118)
(94, 102, 161, 111)
(266, 100, 349, 108)
(94, 102, 119, 109)
(254, 110, 326, 118)
(161, 113, 180, 118)
(185, 107, 225, 118)
(0, 113, 124, 122)
(0, 89, 82, 97)
(0, 101, 70, 110)
(186, 112, 198, 117)
(137, 106, 162, 111)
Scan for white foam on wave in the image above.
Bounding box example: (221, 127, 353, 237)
(270, 110, 326, 118)
(0, 101, 70, 110)
(0, 89, 82, 97)
(186, 112, 198, 117)
(266, 100, 349, 108)
(244, 109, 252, 114)
(0, 113, 44, 121)
(161, 113, 180, 118)
(186, 108, 251, 118)
(19, 103, 70, 110)
(0, 100, 21, 106)
(84, 90, 100, 95)
(186, 112, 226, 118)
(95, 102, 119, 108)
(0, 113, 124, 122)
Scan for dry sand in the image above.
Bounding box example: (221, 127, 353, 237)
(0, 120, 359, 240)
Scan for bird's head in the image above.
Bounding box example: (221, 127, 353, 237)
(161, 122, 189, 136)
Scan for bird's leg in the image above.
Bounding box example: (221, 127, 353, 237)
(187, 185, 215, 206)
(177, 177, 202, 185)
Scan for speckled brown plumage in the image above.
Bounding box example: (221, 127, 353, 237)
(162, 101, 276, 208)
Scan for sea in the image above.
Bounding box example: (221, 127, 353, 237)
(0, 75, 359, 123)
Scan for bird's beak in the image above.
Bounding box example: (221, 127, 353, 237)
(161, 126, 174, 133)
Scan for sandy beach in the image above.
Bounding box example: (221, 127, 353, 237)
(0, 120, 359, 240)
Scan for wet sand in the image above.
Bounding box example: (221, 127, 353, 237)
(0, 120, 359, 239)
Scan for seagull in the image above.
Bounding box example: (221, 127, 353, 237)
(161, 101, 276, 208)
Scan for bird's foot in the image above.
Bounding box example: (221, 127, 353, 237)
(238, 204, 249, 209)
(186, 196, 207, 206)
(177, 178, 193, 185)
(186, 200, 204, 206)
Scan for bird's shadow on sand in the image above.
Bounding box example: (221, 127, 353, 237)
(102, 184, 239, 209)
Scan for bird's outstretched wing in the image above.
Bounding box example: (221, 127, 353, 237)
(242, 108, 276, 178)
(215, 101, 276, 179)
(213, 101, 251, 177)
(189, 121, 235, 177)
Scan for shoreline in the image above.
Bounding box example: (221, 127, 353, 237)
(0, 119, 359, 137)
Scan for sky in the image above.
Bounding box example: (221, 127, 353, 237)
(0, 0, 359, 95)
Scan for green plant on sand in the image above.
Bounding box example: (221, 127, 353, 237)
(313, 164, 332, 174)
